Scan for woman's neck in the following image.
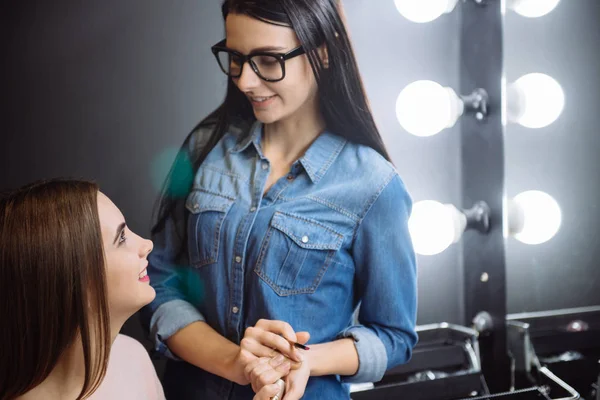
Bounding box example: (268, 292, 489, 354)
(17, 321, 122, 400)
(262, 111, 326, 164)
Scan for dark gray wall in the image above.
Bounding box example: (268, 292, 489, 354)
(504, 0, 600, 313)
(0, 0, 465, 340)
(1, 0, 226, 348)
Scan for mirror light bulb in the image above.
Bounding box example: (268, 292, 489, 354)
(509, 190, 562, 245)
(396, 80, 464, 137)
(507, 73, 565, 129)
(409, 200, 466, 256)
(394, 0, 459, 23)
(509, 0, 561, 18)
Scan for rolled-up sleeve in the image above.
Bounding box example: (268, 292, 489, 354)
(140, 130, 211, 360)
(339, 173, 418, 383)
(139, 196, 207, 359)
(149, 300, 205, 359)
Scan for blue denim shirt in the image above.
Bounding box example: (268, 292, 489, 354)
(141, 121, 418, 399)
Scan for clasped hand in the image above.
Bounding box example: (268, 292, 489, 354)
(236, 319, 311, 400)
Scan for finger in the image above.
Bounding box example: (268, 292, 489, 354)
(244, 356, 270, 382)
(250, 362, 275, 393)
(289, 332, 309, 370)
(249, 357, 282, 385)
(248, 356, 291, 392)
(255, 319, 297, 343)
(253, 382, 281, 400)
(295, 331, 310, 345)
(289, 360, 303, 371)
(242, 336, 287, 360)
(239, 348, 259, 378)
(272, 379, 286, 400)
(253, 361, 291, 391)
(245, 329, 301, 361)
(243, 327, 295, 355)
(239, 348, 259, 364)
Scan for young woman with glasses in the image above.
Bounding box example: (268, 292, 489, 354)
(141, 1, 418, 399)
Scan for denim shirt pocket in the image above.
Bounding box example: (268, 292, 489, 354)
(185, 189, 235, 268)
(254, 211, 344, 296)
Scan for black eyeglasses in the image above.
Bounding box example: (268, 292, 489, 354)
(211, 39, 306, 82)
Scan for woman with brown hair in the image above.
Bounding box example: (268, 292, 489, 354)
(0, 179, 163, 400)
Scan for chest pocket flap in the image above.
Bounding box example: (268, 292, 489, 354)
(255, 211, 344, 296)
(270, 211, 344, 251)
(185, 189, 235, 267)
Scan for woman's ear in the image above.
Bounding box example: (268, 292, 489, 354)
(318, 44, 329, 68)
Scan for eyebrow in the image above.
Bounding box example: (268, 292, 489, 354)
(251, 45, 287, 52)
(113, 222, 126, 245)
(226, 43, 288, 53)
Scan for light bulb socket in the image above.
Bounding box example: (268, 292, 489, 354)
(473, 311, 494, 334)
(460, 88, 489, 121)
(463, 201, 491, 233)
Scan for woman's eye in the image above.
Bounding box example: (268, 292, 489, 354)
(118, 230, 127, 245)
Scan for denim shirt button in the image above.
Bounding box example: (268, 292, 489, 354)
(250, 207, 257, 212)
(235, 256, 242, 263)
(262, 162, 269, 170)
(301, 235, 309, 243)
(232, 306, 239, 314)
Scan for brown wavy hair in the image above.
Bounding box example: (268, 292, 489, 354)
(0, 179, 111, 400)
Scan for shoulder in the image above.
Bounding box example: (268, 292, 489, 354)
(112, 332, 145, 348)
(336, 140, 409, 211)
(110, 334, 152, 360)
(187, 116, 253, 156)
(339, 140, 397, 184)
(90, 335, 163, 399)
(186, 119, 217, 158)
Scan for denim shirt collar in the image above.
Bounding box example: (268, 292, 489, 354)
(230, 120, 263, 155)
(231, 121, 347, 184)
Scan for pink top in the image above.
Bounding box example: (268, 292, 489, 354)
(89, 334, 165, 400)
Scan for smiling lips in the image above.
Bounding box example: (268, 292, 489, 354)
(249, 95, 276, 108)
(138, 267, 149, 283)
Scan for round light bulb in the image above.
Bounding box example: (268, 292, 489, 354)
(394, 0, 459, 23)
(509, 0, 560, 18)
(507, 73, 565, 129)
(509, 190, 562, 245)
(409, 200, 466, 256)
(396, 80, 464, 137)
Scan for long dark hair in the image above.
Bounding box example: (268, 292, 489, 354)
(0, 179, 111, 400)
(155, 0, 390, 230)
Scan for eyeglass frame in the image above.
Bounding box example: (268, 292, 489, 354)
(211, 39, 306, 82)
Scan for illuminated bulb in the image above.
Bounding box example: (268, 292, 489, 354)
(508, 190, 562, 245)
(507, 73, 565, 129)
(396, 80, 464, 137)
(394, 0, 459, 23)
(508, 0, 560, 18)
(409, 200, 466, 256)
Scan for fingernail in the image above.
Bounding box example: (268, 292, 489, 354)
(290, 361, 302, 370)
(276, 361, 291, 371)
